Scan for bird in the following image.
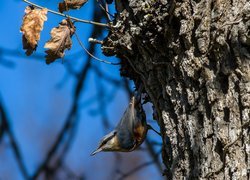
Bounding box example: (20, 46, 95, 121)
(91, 93, 149, 155)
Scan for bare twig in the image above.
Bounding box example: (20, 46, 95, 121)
(32, 58, 92, 179)
(95, 77, 111, 129)
(75, 32, 120, 65)
(31, 6, 106, 178)
(117, 161, 155, 180)
(60, 1, 119, 66)
(23, 0, 109, 28)
(0, 101, 29, 179)
(145, 139, 162, 173)
(92, 65, 121, 85)
(61, 165, 85, 180)
(49, 114, 80, 175)
(96, 0, 114, 21)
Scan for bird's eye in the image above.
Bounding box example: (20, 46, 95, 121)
(100, 139, 109, 147)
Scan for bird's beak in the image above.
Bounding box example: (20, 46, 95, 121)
(91, 147, 102, 156)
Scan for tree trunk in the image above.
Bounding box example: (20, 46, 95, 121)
(102, 0, 250, 179)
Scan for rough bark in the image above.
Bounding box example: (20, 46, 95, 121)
(102, 0, 250, 179)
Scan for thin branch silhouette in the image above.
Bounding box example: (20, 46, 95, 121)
(0, 101, 29, 179)
(23, 0, 109, 27)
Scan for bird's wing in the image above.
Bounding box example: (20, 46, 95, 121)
(116, 96, 136, 133)
(117, 96, 146, 136)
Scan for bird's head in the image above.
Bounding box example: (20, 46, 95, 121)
(91, 131, 120, 156)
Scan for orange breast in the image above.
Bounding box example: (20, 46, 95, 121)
(133, 124, 147, 144)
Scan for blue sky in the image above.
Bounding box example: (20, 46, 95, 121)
(0, 1, 162, 179)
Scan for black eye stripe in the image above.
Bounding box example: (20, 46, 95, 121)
(100, 132, 116, 146)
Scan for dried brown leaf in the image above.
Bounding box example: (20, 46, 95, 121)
(58, 0, 88, 13)
(44, 19, 75, 64)
(20, 6, 47, 56)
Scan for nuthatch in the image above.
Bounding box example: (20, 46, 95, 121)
(91, 94, 148, 155)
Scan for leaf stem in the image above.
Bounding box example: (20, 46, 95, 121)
(23, 0, 109, 28)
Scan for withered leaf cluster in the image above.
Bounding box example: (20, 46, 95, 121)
(20, 0, 88, 64)
(44, 19, 75, 64)
(58, 0, 88, 13)
(20, 6, 48, 56)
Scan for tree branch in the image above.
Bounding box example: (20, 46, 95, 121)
(117, 161, 155, 180)
(31, 6, 106, 179)
(23, 0, 109, 28)
(0, 101, 29, 179)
